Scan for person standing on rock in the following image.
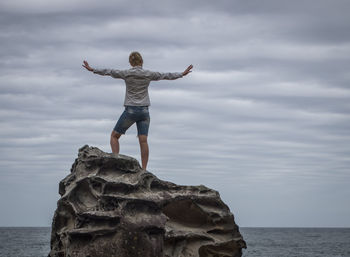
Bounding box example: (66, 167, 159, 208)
(82, 52, 193, 170)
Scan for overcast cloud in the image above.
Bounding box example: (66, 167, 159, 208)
(1, 0, 349, 227)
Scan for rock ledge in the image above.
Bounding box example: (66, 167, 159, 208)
(49, 145, 246, 257)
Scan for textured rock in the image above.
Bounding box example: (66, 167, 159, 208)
(49, 145, 246, 257)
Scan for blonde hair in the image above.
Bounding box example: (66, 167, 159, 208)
(129, 51, 143, 67)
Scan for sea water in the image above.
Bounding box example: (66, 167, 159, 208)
(241, 227, 350, 257)
(0, 227, 349, 257)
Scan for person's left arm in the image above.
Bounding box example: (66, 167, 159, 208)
(82, 60, 126, 79)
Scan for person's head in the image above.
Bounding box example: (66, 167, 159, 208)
(129, 51, 143, 67)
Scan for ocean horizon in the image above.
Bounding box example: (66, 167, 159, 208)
(0, 227, 349, 257)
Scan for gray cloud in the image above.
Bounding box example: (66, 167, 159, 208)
(1, 0, 350, 227)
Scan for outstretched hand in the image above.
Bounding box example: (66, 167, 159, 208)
(82, 60, 93, 72)
(182, 64, 193, 76)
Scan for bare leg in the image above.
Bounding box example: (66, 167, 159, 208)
(138, 135, 149, 170)
(110, 131, 122, 154)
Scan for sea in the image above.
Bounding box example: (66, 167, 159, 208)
(0, 227, 349, 257)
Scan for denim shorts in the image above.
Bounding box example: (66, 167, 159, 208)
(114, 106, 150, 136)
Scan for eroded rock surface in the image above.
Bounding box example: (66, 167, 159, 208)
(49, 145, 246, 257)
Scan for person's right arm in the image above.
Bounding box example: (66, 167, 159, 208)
(82, 60, 126, 79)
(149, 64, 193, 81)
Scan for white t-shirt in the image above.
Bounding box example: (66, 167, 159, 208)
(93, 66, 183, 106)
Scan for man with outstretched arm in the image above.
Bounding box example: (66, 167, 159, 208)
(82, 51, 193, 170)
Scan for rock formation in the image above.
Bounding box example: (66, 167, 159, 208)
(49, 145, 246, 257)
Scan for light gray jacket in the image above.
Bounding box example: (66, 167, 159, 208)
(93, 66, 183, 106)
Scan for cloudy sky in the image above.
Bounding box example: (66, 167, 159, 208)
(1, 0, 349, 227)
